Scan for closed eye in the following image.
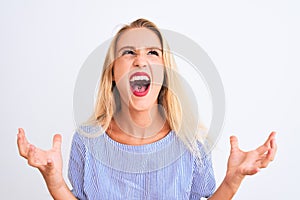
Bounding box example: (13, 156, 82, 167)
(122, 50, 136, 56)
(147, 50, 159, 56)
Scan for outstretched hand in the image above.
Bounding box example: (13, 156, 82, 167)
(225, 131, 277, 191)
(17, 128, 64, 189)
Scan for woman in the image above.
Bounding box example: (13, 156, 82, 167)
(17, 18, 277, 199)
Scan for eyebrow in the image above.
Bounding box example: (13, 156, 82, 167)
(117, 46, 162, 54)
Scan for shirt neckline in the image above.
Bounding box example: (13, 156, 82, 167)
(103, 130, 175, 153)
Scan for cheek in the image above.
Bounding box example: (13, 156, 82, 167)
(113, 60, 131, 83)
(113, 61, 131, 98)
(150, 66, 164, 101)
(151, 65, 165, 86)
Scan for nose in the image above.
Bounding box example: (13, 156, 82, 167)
(133, 54, 147, 68)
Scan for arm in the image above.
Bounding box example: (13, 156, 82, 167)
(209, 131, 277, 200)
(17, 128, 77, 200)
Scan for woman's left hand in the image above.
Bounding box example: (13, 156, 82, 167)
(225, 131, 277, 191)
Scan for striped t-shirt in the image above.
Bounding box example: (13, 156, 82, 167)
(68, 128, 216, 200)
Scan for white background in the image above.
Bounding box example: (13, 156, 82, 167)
(1, 0, 299, 199)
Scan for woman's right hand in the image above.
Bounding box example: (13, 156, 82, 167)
(17, 128, 77, 199)
(17, 128, 64, 191)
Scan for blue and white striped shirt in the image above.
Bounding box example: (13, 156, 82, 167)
(68, 129, 216, 200)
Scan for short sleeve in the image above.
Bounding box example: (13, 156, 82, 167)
(68, 132, 87, 200)
(189, 148, 216, 199)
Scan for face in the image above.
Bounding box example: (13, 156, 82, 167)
(113, 28, 164, 112)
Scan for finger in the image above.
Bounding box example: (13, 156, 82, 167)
(256, 132, 276, 154)
(17, 128, 30, 158)
(52, 134, 62, 151)
(260, 149, 273, 168)
(260, 139, 277, 168)
(230, 136, 239, 151)
(256, 143, 269, 155)
(46, 159, 55, 170)
(39, 159, 55, 172)
(256, 154, 267, 162)
(27, 145, 40, 168)
(18, 127, 24, 135)
(270, 138, 277, 161)
(17, 128, 30, 145)
(269, 131, 277, 139)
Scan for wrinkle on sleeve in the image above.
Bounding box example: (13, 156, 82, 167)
(68, 132, 88, 200)
(189, 143, 216, 199)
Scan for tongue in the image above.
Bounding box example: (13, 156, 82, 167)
(133, 85, 147, 92)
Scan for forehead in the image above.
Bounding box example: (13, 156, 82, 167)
(116, 28, 162, 50)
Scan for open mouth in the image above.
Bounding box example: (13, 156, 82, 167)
(129, 72, 151, 97)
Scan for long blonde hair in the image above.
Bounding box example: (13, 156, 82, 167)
(89, 18, 206, 162)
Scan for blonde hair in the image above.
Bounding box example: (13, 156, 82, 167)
(88, 18, 207, 162)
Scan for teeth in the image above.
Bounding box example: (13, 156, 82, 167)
(130, 75, 150, 82)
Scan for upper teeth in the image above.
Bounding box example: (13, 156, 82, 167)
(130, 75, 150, 82)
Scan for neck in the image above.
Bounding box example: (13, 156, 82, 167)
(114, 104, 167, 138)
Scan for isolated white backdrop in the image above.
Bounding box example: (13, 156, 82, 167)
(1, 1, 299, 199)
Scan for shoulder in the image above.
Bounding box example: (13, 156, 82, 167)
(70, 125, 106, 152)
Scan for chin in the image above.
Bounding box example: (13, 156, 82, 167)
(129, 98, 156, 112)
